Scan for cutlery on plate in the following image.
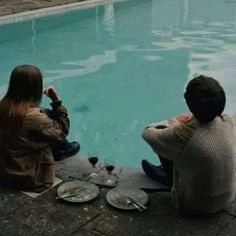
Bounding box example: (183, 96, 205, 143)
(126, 196, 147, 210)
(123, 196, 143, 211)
(56, 187, 85, 199)
(117, 193, 143, 211)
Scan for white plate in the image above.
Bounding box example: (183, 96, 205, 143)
(106, 187, 148, 210)
(57, 180, 99, 203)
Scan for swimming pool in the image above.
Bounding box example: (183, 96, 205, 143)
(0, 0, 236, 167)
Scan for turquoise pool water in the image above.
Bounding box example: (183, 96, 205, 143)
(0, 0, 236, 167)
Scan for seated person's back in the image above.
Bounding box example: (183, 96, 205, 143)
(174, 115, 235, 215)
(142, 75, 235, 215)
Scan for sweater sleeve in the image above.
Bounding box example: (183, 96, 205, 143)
(142, 125, 186, 162)
(22, 104, 70, 147)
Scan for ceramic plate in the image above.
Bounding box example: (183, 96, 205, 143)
(57, 180, 99, 203)
(106, 186, 148, 210)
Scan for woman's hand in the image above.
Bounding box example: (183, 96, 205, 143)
(43, 86, 60, 103)
(168, 112, 193, 125)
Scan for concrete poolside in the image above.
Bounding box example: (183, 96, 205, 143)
(0, 0, 87, 17)
(1, 150, 236, 236)
(1, 0, 236, 235)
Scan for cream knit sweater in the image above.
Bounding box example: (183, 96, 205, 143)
(142, 115, 235, 214)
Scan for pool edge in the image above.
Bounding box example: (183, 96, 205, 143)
(0, 0, 124, 25)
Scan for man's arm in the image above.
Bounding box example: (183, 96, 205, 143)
(142, 124, 186, 162)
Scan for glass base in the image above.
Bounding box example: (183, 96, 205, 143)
(106, 179, 115, 184)
(105, 174, 116, 185)
(90, 172, 98, 177)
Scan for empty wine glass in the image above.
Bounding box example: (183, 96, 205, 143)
(104, 158, 116, 185)
(88, 154, 99, 177)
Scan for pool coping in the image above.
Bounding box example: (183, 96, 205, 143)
(0, 0, 124, 25)
(56, 155, 169, 191)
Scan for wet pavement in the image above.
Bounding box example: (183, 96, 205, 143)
(1, 152, 236, 235)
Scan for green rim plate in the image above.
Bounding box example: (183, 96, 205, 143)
(106, 186, 148, 210)
(57, 180, 99, 203)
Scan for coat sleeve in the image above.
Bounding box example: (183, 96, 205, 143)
(142, 125, 185, 162)
(22, 103, 70, 148)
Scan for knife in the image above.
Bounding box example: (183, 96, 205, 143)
(127, 196, 147, 210)
(124, 197, 143, 211)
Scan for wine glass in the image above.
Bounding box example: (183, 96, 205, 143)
(88, 155, 99, 177)
(104, 158, 116, 185)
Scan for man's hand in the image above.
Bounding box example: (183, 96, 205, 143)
(43, 86, 60, 103)
(168, 112, 193, 125)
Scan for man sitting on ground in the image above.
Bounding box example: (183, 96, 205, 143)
(142, 75, 235, 216)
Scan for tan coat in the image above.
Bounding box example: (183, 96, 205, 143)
(0, 103, 69, 190)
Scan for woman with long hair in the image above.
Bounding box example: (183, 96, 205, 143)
(0, 65, 80, 190)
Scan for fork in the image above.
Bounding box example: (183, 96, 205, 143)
(123, 196, 143, 211)
(117, 193, 143, 211)
(126, 196, 147, 210)
(56, 186, 85, 199)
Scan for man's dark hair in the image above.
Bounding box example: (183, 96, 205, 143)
(184, 75, 226, 123)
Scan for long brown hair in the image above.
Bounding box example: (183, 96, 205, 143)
(0, 65, 43, 133)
